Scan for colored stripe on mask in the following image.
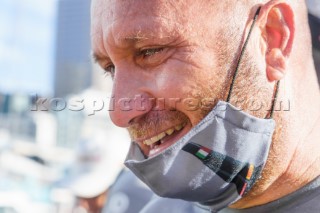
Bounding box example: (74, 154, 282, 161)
(182, 142, 261, 196)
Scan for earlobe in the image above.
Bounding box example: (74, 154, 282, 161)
(259, 2, 295, 82)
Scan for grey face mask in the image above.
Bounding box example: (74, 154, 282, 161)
(125, 7, 279, 211)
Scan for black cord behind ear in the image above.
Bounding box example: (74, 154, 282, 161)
(226, 7, 261, 103)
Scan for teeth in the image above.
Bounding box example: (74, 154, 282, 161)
(175, 124, 182, 131)
(143, 123, 186, 146)
(143, 132, 166, 145)
(166, 128, 174, 135)
(144, 139, 153, 145)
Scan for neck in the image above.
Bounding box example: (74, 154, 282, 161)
(231, 63, 320, 209)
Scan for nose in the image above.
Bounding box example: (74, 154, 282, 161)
(109, 65, 154, 127)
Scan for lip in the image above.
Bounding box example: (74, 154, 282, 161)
(135, 122, 192, 158)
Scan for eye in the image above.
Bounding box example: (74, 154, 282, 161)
(139, 47, 164, 58)
(103, 64, 115, 78)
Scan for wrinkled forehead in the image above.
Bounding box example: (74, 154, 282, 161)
(93, 0, 168, 18)
(91, 0, 193, 23)
(91, 0, 187, 34)
(91, 0, 208, 54)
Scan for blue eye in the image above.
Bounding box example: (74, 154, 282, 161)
(140, 48, 164, 58)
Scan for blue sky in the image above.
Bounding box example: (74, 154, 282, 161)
(0, 0, 57, 96)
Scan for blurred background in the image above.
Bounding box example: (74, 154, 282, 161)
(0, 0, 130, 212)
(0, 0, 319, 213)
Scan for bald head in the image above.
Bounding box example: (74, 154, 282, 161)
(91, 0, 320, 209)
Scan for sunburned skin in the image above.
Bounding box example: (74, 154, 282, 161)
(92, 0, 226, 157)
(91, 0, 320, 209)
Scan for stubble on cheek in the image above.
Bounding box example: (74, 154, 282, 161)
(126, 84, 225, 142)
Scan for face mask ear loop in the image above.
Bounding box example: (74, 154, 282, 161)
(226, 7, 261, 103)
(267, 80, 280, 119)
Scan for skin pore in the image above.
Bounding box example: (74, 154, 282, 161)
(91, 0, 320, 209)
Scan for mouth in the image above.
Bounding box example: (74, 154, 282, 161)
(136, 122, 189, 157)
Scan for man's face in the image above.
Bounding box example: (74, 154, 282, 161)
(91, 0, 267, 157)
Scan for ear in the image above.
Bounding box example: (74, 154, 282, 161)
(258, 1, 295, 82)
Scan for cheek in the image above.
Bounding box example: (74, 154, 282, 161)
(153, 58, 203, 99)
(154, 47, 218, 95)
(151, 58, 218, 125)
(148, 45, 229, 126)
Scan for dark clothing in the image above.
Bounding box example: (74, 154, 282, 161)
(309, 13, 320, 84)
(139, 176, 320, 213)
(102, 169, 154, 213)
(309, 13, 320, 51)
(219, 176, 320, 213)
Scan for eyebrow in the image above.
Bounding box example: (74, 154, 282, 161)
(123, 32, 173, 43)
(91, 33, 172, 63)
(123, 34, 149, 43)
(91, 34, 149, 63)
(92, 52, 110, 63)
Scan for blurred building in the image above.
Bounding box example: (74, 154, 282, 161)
(55, 109, 84, 148)
(0, 1, 119, 212)
(0, 0, 57, 96)
(0, 0, 92, 98)
(54, 0, 92, 98)
(0, 93, 36, 141)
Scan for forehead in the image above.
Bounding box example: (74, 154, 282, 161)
(92, 0, 193, 25)
(91, 0, 217, 55)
